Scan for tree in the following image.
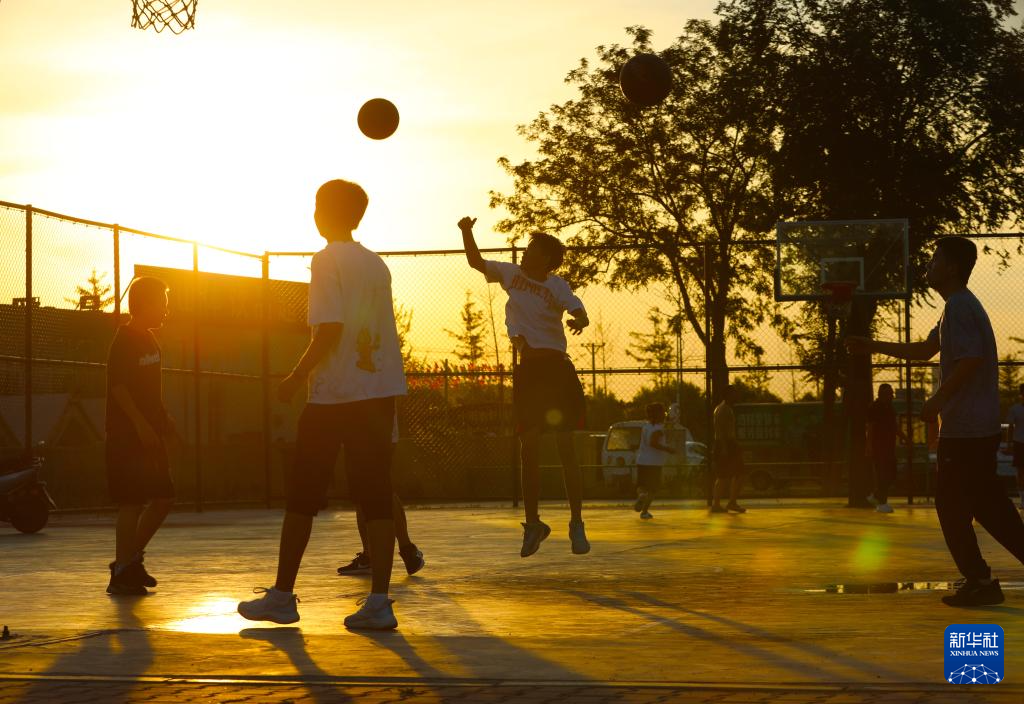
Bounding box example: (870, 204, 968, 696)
(481, 284, 504, 369)
(626, 308, 676, 389)
(717, 0, 1024, 498)
(395, 303, 416, 368)
(66, 269, 114, 310)
(736, 351, 774, 398)
(491, 21, 785, 404)
(1000, 353, 1022, 413)
(446, 291, 486, 364)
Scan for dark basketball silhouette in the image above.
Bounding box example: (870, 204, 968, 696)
(619, 53, 673, 107)
(358, 99, 400, 140)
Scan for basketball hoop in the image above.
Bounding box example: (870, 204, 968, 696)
(821, 281, 857, 320)
(131, 0, 197, 34)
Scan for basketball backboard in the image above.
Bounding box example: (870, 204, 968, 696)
(774, 219, 909, 302)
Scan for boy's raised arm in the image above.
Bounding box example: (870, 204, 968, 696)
(458, 217, 486, 274)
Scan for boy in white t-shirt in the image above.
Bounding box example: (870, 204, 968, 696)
(238, 180, 407, 630)
(634, 403, 677, 520)
(1007, 384, 1024, 508)
(459, 216, 591, 557)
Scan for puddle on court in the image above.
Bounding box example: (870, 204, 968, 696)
(805, 581, 1024, 594)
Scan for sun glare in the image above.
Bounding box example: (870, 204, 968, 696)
(159, 596, 250, 634)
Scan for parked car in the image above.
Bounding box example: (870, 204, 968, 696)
(999, 423, 1018, 481)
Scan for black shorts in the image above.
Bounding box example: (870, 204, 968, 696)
(636, 464, 662, 492)
(287, 396, 395, 519)
(106, 437, 174, 506)
(513, 356, 585, 434)
(713, 444, 744, 479)
(1014, 442, 1024, 470)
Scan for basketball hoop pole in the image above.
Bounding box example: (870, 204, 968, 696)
(819, 281, 855, 497)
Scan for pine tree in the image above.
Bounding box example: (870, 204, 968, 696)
(394, 303, 415, 367)
(446, 291, 486, 364)
(66, 269, 114, 310)
(626, 309, 675, 389)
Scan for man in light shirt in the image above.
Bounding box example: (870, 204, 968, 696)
(848, 236, 1024, 607)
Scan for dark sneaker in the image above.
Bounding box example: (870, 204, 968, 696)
(942, 579, 1004, 607)
(726, 503, 747, 514)
(633, 490, 649, 513)
(569, 519, 591, 555)
(399, 544, 425, 576)
(106, 562, 147, 596)
(520, 520, 552, 558)
(131, 556, 157, 588)
(337, 552, 372, 576)
(709, 505, 728, 514)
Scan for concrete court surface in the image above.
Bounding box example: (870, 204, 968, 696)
(2, 500, 1024, 703)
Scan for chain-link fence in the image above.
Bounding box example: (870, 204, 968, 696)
(2, 199, 1022, 509)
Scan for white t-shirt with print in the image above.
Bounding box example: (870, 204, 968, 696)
(306, 241, 407, 404)
(484, 260, 585, 353)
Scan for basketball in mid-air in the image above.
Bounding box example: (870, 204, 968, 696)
(357, 98, 400, 140)
(619, 53, 673, 107)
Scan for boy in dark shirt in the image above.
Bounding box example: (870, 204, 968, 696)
(105, 276, 176, 595)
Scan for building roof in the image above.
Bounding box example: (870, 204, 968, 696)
(135, 265, 307, 325)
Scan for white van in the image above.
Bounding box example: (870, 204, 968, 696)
(601, 420, 706, 482)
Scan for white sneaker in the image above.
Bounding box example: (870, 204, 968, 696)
(344, 597, 398, 630)
(237, 587, 300, 624)
(876, 503, 894, 514)
(569, 519, 591, 555)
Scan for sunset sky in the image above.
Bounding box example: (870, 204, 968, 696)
(0, 0, 720, 254)
(2, 1, 1022, 396)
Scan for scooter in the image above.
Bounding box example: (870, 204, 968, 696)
(0, 449, 56, 534)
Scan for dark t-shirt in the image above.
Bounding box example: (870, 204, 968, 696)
(106, 325, 166, 442)
(867, 399, 898, 459)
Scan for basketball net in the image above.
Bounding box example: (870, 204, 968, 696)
(821, 281, 856, 322)
(131, 0, 197, 34)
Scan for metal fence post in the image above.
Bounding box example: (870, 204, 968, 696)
(703, 242, 714, 505)
(192, 242, 203, 512)
(24, 206, 33, 455)
(113, 225, 121, 320)
(510, 244, 520, 509)
(261, 253, 272, 508)
(904, 293, 915, 505)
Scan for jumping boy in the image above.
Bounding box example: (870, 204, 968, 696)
(238, 180, 406, 629)
(105, 276, 176, 595)
(848, 236, 1024, 606)
(458, 216, 590, 557)
(634, 403, 677, 520)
